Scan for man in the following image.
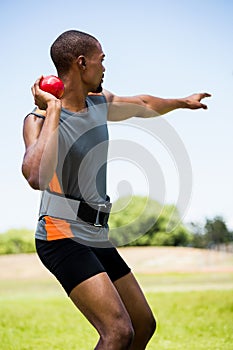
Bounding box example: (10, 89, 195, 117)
(22, 30, 210, 350)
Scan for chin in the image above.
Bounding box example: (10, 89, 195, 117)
(91, 83, 103, 94)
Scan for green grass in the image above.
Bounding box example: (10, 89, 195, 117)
(0, 276, 233, 349)
(147, 291, 233, 350)
(0, 297, 97, 350)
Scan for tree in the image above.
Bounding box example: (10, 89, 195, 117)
(0, 228, 35, 254)
(108, 196, 191, 247)
(188, 221, 207, 248)
(204, 216, 233, 249)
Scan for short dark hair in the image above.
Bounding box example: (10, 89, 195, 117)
(50, 30, 98, 75)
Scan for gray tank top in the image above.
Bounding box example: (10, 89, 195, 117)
(34, 94, 111, 243)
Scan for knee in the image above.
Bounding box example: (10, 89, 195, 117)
(136, 312, 157, 342)
(149, 314, 157, 338)
(103, 319, 134, 349)
(113, 321, 135, 349)
(118, 323, 135, 349)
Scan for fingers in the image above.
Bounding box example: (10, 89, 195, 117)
(30, 75, 60, 110)
(201, 92, 212, 99)
(30, 76, 47, 109)
(186, 92, 211, 110)
(200, 103, 208, 110)
(31, 82, 35, 96)
(195, 92, 211, 109)
(201, 92, 211, 109)
(31, 76, 44, 95)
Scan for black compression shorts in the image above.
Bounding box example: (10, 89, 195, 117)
(35, 238, 131, 296)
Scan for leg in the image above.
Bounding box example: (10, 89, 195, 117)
(90, 245, 156, 349)
(114, 272, 156, 350)
(36, 239, 134, 349)
(69, 272, 134, 350)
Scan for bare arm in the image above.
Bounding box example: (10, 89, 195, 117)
(103, 89, 211, 121)
(22, 77, 62, 190)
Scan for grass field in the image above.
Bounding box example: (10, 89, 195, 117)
(0, 249, 233, 349)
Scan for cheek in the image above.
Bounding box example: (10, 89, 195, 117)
(87, 69, 96, 82)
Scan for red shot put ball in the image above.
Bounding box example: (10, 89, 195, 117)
(39, 75, 65, 99)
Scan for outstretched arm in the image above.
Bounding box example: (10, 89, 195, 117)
(103, 90, 211, 121)
(22, 77, 61, 190)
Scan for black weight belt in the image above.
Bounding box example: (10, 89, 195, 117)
(39, 190, 112, 227)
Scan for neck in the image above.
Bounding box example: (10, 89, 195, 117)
(60, 74, 88, 113)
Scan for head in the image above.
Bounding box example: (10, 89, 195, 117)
(50, 30, 105, 93)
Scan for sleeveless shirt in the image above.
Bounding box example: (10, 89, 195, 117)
(34, 94, 110, 243)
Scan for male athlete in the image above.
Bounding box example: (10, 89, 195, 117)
(22, 30, 210, 350)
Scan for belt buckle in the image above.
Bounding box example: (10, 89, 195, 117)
(94, 203, 107, 227)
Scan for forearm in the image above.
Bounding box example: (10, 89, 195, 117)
(22, 100, 61, 190)
(141, 95, 187, 116)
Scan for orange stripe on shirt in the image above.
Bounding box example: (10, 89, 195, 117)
(49, 172, 63, 193)
(44, 216, 74, 241)
(46, 172, 74, 240)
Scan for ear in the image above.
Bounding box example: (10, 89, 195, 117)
(77, 55, 86, 70)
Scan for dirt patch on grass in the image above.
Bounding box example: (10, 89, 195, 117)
(0, 247, 232, 280)
(118, 246, 233, 274)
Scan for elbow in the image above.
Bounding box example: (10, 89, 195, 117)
(22, 167, 48, 191)
(28, 177, 41, 190)
(27, 176, 48, 191)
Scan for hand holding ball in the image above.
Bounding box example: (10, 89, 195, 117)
(39, 75, 64, 99)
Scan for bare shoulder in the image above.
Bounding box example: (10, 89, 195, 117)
(88, 92, 109, 103)
(102, 89, 114, 103)
(102, 89, 147, 121)
(89, 90, 139, 104)
(23, 111, 44, 148)
(103, 89, 144, 105)
(23, 112, 44, 130)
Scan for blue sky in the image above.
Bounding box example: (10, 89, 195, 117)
(0, 0, 233, 232)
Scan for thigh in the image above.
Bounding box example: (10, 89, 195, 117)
(113, 272, 155, 329)
(69, 272, 132, 336)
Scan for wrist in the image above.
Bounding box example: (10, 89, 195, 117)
(44, 99, 62, 121)
(178, 98, 188, 109)
(46, 99, 62, 111)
